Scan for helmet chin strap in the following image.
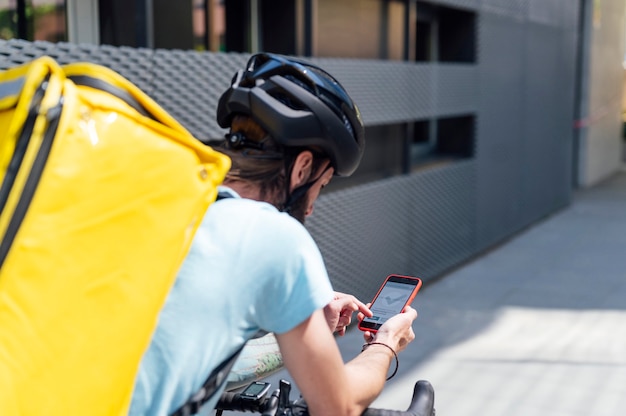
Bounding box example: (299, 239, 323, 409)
(282, 167, 330, 216)
(282, 181, 315, 215)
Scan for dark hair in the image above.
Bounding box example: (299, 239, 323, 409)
(219, 115, 327, 208)
(219, 115, 284, 202)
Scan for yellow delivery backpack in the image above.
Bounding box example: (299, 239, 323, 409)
(0, 56, 230, 415)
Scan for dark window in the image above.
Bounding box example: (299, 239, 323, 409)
(324, 115, 475, 192)
(436, 115, 475, 157)
(259, 0, 296, 55)
(224, 0, 249, 52)
(152, 0, 194, 50)
(411, 119, 435, 160)
(438, 7, 475, 63)
(414, 20, 433, 61)
(324, 124, 406, 192)
(415, 2, 476, 63)
(99, 0, 144, 47)
(409, 114, 475, 169)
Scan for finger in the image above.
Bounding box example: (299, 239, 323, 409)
(331, 297, 356, 314)
(338, 315, 352, 328)
(402, 305, 418, 319)
(357, 302, 372, 320)
(353, 298, 373, 317)
(335, 296, 372, 316)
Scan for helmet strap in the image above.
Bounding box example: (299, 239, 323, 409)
(283, 181, 315, 215)
(282, 164, 330, 217)
(223, 132, 283, 160)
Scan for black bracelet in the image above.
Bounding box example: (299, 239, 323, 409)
(361, 342, 399, 380)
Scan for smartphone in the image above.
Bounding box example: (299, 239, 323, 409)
(358, 274, 422, 333)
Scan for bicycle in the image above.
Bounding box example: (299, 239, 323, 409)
(215, 378, 436, 416)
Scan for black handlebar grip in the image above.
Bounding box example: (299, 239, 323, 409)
(216, 392, 269, 413)
(406, 380, 435, 416)
(215, 392, 241, 411)
(361, 380, 435, 416)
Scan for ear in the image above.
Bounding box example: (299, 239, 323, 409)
(289, 151, 314, 191)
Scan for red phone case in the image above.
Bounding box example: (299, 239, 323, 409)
(357, 274, 422, 333)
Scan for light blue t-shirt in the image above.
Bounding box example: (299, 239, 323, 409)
(129, 187, 334, 416)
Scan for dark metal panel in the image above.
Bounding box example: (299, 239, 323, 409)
(434, 0, 481, 11)
(521, 22, 573, 223)
(149, 50, 246, 141)
(306, 161, 476, 301)
(528, 0, 565, 27)
(435, 65, 479, 116)
(0, 39, 242, 142)
(311, 58, 437, 124)
(87, 45, 155, 93)
(0, 40, 155, 91)
(405, 161, 476, 280)
(305, 173, 415, 302)
(474, 11, 527, 250)
(561, 0, 582, 34)
(482, 0, 528, 20)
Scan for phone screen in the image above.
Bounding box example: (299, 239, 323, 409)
(359, 275, 421, 332)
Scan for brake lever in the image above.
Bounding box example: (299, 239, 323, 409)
(277, 379, 292, 413)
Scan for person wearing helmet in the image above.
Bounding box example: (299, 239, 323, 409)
(129, 53, 417, 416)
(215, 52, 365, 223)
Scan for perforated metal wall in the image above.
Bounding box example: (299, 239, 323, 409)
(0, 0, 579, 299)
(475, 2, 577, 252)
(307, 161, 476, 301)
(0, 39, 246, 142)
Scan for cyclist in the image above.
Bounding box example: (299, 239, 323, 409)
(129, 53, 417, 416)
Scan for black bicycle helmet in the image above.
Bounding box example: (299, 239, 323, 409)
(216, 53, 365, 177)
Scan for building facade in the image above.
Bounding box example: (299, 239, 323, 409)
(1, 0, 625, 299)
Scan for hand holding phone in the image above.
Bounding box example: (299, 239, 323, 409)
(357, 274, 422, 333)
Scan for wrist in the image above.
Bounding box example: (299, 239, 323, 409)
(361, 341, 399, 380)
(370, 335, 398, 351)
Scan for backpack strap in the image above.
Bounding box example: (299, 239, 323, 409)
(170, 344, 245, 416)
(67, 75, 156, 120)
(216, 190, 234, 201)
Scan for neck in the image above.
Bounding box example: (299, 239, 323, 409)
(223, 179, 270, 203)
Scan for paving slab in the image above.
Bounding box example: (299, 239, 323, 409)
(368, 167, 626, 416)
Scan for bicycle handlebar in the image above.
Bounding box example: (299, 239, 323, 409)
(362, 380, 435, 416)
(216, 379, 435, 416)
(217, 391, 272, 413)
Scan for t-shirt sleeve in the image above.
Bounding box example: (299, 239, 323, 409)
(249, 211, 334, 334)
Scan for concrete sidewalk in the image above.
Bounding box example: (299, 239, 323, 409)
(365, 167, 626, 416)
(254, 167, 626, 416)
